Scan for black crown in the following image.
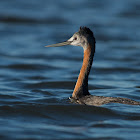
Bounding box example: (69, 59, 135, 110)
(79, 26, 93, 37)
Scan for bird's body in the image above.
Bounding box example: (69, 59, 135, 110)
(46, 27, 140, 106)
(69, 95, 140, 106)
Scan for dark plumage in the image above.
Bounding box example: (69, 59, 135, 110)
(79, 26, 94, 37)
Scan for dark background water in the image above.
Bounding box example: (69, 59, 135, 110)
(0, 0, 140, 139)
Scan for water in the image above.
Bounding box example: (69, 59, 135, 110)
(0, 0, 140, 139)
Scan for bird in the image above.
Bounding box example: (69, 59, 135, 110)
(45, 27, 140, 106)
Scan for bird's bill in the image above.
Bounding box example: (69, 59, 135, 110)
(45, 41, 71, 47)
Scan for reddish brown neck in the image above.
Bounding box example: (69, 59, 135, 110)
(72, 43, 95, 99)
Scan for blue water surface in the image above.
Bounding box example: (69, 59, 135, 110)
(0, 0, 140, 139)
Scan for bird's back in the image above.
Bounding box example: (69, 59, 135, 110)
(70, 95, 140, 106)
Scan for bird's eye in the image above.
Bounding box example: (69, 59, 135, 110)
(74, 37, 77, 40)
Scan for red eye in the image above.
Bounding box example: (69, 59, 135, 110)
(74, 37, 77, 40)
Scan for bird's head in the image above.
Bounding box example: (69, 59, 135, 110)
(45, 27, 95, 50)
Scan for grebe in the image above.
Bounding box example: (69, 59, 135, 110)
(45, 27, 140, 106)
